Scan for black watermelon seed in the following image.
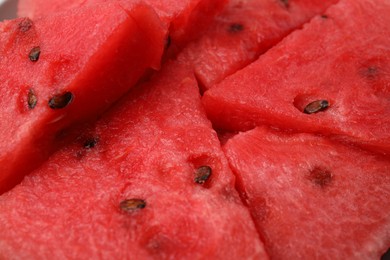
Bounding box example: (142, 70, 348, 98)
(194, 166, 212, 184)
(120, 199, 146, 212)
(308, 167, 333, 187)
(18, 18, 33, 32)
(228, 23, 244, 33)
(303, 100, 329, 114)
(27, 89, 37, 109)
(29, 46, 41, 62)
(84, 137, 99, 149)
(321, 14, 329, 19)
(48, 92, 73, 109)
(381, 248, 390, 260)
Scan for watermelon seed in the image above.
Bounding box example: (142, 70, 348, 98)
(29, 46, 41, 62)
(18, 18, 33, 32)
(48, 92, 73, 109)
(120, 199, 146, 212)
(27, 89, 37, 109)
(303, 100, 329, 114)
(194, 166, 212, 184)
(229, 23, 244, 33)
(84, 137, 99, 149)
(381, 248, 390, 260)
(321, 15, 328, 19)
(308, 167, 333, 187)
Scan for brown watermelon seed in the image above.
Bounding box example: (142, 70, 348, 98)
(27, 89, 37, 109)
(308, 167, 333, 187)
(194, 166, 212, 184)
(321, 14, 328, 19)
(84, 137, 99, 149)
(120, 199, 146, 212)
(229, 23, 244, 33)
(18, 18, 33, 32)
(29, 46, 41, 62)
(48, 92, 73, 109)
(303, 100, 329, 114)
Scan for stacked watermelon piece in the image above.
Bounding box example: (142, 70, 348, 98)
(0, 0, 389, 258)
(178, 0, 339, 89)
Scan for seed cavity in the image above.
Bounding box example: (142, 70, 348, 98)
(280, 0, 289, 8)
(18, 18, 33, 32)
(228, 23, 244, 33)
(304, 100, 329, 114)
(120, 199, 146, 212)
(29, 46, 41, 62)
(194, 166, 212, 184)
(165, 35, 171, 49)
(361, 66, 379, 80)
(48, 92, 73, 109)
(307, 167, 333, 188)
(84, 137, 99, 149)
(27, 89, 37, 109)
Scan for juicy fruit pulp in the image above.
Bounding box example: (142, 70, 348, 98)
(0, 2, 166, 193)
(202, 0, 390, 153)
(1, 0, 389, 258)
(17, 0, 227, 51)
(223, 126, 390, 259)
(179, 0, 338, 90)
(0, 61, 268, 259)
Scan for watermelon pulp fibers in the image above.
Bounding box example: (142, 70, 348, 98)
(224, 126, 390, 259)
(202, 0, 390, 154)
(17, 0, 227, 52)
(0, 61, 268, 259)
(1, 0, 389, 258)
(0, 2, 166, 193)
(179, 0, 338, 90)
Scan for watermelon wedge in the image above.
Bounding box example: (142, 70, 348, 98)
(0, 61, 268, 259)
(202, 0, 390, 154)
(17, 0, 227, 51)
(223, 126, 390, 259)
(0, 2, 166, 193)
(179, 0, 338, 90)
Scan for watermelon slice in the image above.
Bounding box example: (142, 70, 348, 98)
(179, 0, 338, 90)
(223, 126, 390, 259)
(17, 0, 227, 51)
(0, 61, 268, 259)
(0, 2, 166, 193)
(202, 0, 390, 153)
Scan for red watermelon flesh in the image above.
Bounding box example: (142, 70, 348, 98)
(179, 0, 338, 90)
(202, 0, 390, 154)
(0, 2, 166, 194)
(17, 0, 227, 51)
(0, 61, 268, 259)
(223, 126, 390, 259)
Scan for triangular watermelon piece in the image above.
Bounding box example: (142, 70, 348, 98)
(0, 61, 268, 258)
(223, 126, 390, 259)
(0, 2, 166, 193)
(17, 0, 227, 51)
(179, 0, 338, 90)
(202, 0, 390, 154)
